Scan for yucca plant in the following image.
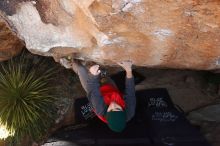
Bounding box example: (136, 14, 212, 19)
(0, 55, 58, 145)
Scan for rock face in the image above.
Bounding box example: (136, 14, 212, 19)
(0, 18, 23, 61)
(0, 0, 219, 69)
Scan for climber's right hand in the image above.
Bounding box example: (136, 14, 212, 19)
(117, 60, 133, 72)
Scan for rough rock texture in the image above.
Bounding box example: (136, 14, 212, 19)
(0, 0, 220, 69)
(0, 18, 23, 61)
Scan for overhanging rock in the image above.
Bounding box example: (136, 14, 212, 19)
(0, 0, 219, 69)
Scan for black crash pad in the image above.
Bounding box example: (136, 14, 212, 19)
(47, 88, 210, 146)
(136, 89, 211, 146)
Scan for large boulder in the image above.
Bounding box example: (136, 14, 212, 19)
(0, 0, 219, 69)
(0, 18, 23, 61)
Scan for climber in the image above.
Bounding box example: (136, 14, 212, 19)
(59, 58, 136, 132)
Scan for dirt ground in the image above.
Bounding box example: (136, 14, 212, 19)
(133, 68, 219, 112)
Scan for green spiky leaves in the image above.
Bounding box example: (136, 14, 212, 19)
(0, 56, 57, 143)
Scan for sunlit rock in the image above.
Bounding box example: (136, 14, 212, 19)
(0, 0, 219, 69)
